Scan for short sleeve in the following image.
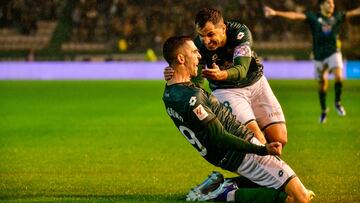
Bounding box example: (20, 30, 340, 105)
(305, 11, 316, 25)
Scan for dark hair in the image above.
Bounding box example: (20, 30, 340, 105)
(163, 36, 193, 65)
(195, 8, 223, 29)
(318, 0, 326, 6)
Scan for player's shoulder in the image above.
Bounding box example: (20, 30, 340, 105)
(193, 36, 203, 49)
(226, 21, 251, 45)
(164, 83, 205, 103)
(226, 21, 247, 30)
(333, 11, 346, 20)
(305, 10, 317, 20)
(226, 21, 250, 36)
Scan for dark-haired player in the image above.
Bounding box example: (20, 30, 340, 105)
(164, 8, 287, 152)
(265, 0, 360, 123)
(162, 35, 314, 203)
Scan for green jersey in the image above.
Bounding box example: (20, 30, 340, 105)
(305, 11, 346, 60)
(193, 21, 263, 91)
(163, 82, 267, 171)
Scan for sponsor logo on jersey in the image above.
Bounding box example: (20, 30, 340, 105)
(268, 111, 282, 118)
(193, 104, 209, 121)
(237, 32, 245, 40)
(234, 45, 251, 58)
(189, 96, 197, 106)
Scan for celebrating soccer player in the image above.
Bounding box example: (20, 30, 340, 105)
(264, 0, 360, 123)
(162, 35, 314, 203)
(164, 8, 288, 149)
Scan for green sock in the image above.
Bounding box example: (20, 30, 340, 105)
(334, 81, 342, 103)
(235, 187, 287, 203)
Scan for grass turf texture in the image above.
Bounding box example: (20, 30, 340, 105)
(0, 80, 359, 202)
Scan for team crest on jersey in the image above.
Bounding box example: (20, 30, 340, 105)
(318, 17, 334, 35)
(211, 54, 218, 63)
(234, 45, 251, 58)
(189, 96, 197, 106)
(237, 32, 245, 40)
(193, 104, 208, 121)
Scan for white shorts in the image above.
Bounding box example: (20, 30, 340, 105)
(236, 137, 296, 189)
(212, 75, 285, 130)
(315, 52, 343, 79)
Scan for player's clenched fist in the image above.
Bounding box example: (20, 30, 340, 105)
(265, 142, 282, 156)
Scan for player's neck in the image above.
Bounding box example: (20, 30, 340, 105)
(220, 34, 227, 47)
(166, 66, 191, 85)
(321, 9, 333, 17)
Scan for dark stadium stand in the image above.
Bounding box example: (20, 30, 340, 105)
(0, 0, 359, 60)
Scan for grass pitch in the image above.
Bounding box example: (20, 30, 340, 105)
(0, 80, 359, 202)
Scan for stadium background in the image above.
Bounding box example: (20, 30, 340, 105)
(0, 0, 360, 202)
(0, 0, 359, 61)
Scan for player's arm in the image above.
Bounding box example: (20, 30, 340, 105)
(264, 6, 306, 21)
(346, 7, 360, 18)
(224, 24, 256, 82)
(225, 44, 252, 82)
(204, 118, 281, 156)
(202, 27, 252, 82)
(190, 92, 281, 156)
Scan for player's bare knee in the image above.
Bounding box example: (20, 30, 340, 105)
(264, 123, 287, 145)
(279, 125, 288, 145)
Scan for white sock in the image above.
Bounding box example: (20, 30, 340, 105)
(226, 190, 236, 202)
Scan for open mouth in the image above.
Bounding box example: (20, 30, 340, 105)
(207, 42, 217, 49)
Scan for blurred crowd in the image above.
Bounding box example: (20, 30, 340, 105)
(0, 0, 64, 35)
(0, 0, 359, 52)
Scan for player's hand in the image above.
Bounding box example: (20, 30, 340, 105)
(164, 66, 174, 81)
(264, 6, 276, 18)
(265, 142, 282, 156)
(202, 63, 228, 81)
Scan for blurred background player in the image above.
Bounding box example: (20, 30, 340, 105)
(162, 35, 314, 203)
(164, 8, 288, 149)
(264, 0, 360, 123)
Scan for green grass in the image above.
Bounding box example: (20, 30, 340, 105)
(0, 80, 359, 202)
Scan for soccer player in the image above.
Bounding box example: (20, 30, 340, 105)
(162, 35, 314, 203)
(164, 8, 287, 149)
(264, 0, 360, 123)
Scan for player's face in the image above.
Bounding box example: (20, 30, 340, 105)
(183, 41, 201, 77)
(196, 21, 226, 51)
(321, 0, 335, 16)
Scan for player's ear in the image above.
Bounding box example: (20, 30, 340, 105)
(176, 54, 185, 64)
(221, 23, 226, 33)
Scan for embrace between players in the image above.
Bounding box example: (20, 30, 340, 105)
(162, 2, 360, 203)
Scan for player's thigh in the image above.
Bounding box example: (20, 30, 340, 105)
(235, 138, 296, 189)
(314, 60, 329, 81)
(252, 76, 285, 129)
(212, 88, 255, 124)
(328, 52, 344, 81)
